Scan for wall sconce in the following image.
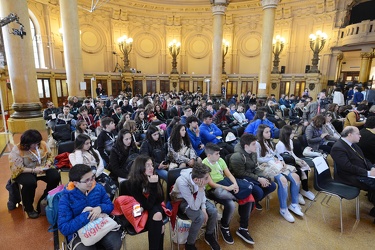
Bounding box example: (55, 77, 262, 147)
(308, 30, 327, 73)
(222, 39, 229, 74)
(117, 35, 133, 73)
(168, 39, 181, 74)
(271, 35, 285, 74)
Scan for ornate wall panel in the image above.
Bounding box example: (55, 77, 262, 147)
(185, 34, 211, 59)
(238, 31, 261, 57)
(135, 33, 161, 58)
(81, 24, 106, 54)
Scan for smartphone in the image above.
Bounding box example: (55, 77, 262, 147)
(162, 160, 170, 165)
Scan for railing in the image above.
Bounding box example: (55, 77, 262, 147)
(337, 20, 375, 46)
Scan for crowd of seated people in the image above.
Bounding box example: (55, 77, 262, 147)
(8, 86, 375, 249)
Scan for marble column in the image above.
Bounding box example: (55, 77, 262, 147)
(0, 0, 47, 132)
(334, 52, 344, 83)
(210, 0, 228, 97)
(258, 0, 280, 98)
(59, 0, 85, 98)
(359, 52, 372, 83)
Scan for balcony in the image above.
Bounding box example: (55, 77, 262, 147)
(337, 20, 375, 47)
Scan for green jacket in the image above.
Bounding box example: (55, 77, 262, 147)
(229, 143, 259, 180)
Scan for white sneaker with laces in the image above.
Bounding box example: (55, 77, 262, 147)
(280, 209, 295, 223)
(288, 204, 304, 217)
(300, 189, 315, 201)
(298, 193, 305, 205)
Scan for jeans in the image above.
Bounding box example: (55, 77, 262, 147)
(210, 195, 252, 229)
(179, 200, 217, 245)
(70, 229, 123, 250)
(274, 173, 300, 209)
(243, 177, 277, 202)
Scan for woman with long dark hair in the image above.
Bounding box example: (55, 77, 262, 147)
(140, 125, 168, 181)
(123, 155, 165, 250)
(276, 125, 315, 204)
(69, 134, 104, 177)
(256, 124, 302, 223)
(69, 134, 117, 199)
(168, 124, 201, 168)
(108, 129, 139, 183)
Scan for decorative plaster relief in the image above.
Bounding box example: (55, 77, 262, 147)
(135, 33, 160, 58)
(186, 35, 211, 59)
(80, 25, 104, 54)
(261, 0, 280, 9)
(239, 32, 261, 57)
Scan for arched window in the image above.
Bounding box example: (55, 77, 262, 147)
(30, 18, 40, 68)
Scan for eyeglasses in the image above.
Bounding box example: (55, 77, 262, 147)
(79, 174, 95, 184)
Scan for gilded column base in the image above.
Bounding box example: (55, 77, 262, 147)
(11, 103, 43, 119)
(7, 117, 46, 134)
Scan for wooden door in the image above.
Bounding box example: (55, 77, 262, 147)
(37, 78, 52, 108)
(56, 79, 69, 107)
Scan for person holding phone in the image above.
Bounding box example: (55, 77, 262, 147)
(8, 129, 60, 218)
(122, 155, 165, 250)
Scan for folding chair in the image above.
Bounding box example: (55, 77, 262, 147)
(305, 158, 360, 233)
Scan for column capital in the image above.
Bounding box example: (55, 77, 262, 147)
(360, 52, 372, 59)
(337, 52, 344, 61)
(211, 0, 229, 14)
(261, 0, 280, 10)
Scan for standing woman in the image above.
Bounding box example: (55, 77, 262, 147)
(256, 125, 303, 223)
(140, 125, 169, 181)
(9, 129, 60, 218)
(168, 124, 200, 168)
(276, 125, 315, 204)
(108, 129, 139, 183)
(122, 155, 165, 250)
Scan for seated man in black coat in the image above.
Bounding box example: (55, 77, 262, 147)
(331, 126, 375, 215)
(358, 117, 375, 164)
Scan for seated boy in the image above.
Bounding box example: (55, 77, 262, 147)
(58, 164, 122, 250)
(172, 162, 220, 250)
(203, 143, 255, 245)
(97, 117, 116, 166)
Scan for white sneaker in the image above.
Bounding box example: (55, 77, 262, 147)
(288, 204, 304, 217)
(298, 193, 305, 205)
(280, 209, 295, 223)
(300, 190, 315, 201)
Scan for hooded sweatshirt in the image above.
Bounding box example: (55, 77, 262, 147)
(171, 168, 206, 211)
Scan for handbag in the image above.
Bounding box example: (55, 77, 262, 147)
(255, 160, 296, 180)
(78, 215, 120, 246)
(172, 218, 191, 244)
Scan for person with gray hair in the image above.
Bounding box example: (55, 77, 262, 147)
(331, 126, 375, 216)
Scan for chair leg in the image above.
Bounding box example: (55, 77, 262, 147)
(325, 196, 332, 205)
(355, 196, 360, 221)
(266, 195, 270, 211)
(339, 198, 343, 233)
(305, 192, 320, 213)
(168, 220, 173, 250)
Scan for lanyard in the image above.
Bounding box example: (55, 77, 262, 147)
(206, 160, 223, 176)
(106, 131, 115, 142)
(29, 147, 41, 165)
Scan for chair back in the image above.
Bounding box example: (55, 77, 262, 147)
(312, 157, 332, 191)
(57, 141, 75, 155)
(292, 138, 303, 158)
(298, 134, 308, 148)
(166, 168, 183, 202)
(118, 179, 128, 196)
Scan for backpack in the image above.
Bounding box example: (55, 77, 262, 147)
(46, 184, 65, 232)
